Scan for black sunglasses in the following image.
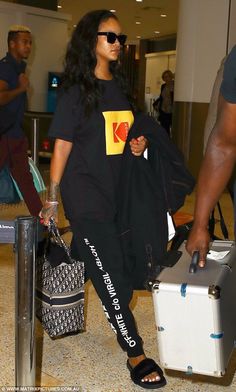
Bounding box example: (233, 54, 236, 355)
(97, 32, 127, 45)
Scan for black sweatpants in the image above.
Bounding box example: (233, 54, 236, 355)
(70, 219, 144, 357)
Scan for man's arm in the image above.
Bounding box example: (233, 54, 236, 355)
(186, 95, 236, 265)
(0, 73, 29, 105)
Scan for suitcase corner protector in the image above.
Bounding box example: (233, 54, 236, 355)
(208, 284, 221, 299)
(152, 280, 161, 291)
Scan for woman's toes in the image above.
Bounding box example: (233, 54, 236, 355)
(142, 372, 161, 382)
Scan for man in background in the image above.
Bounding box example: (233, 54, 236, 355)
(0, 25, 42, 216)
(186, 45, 236, 265)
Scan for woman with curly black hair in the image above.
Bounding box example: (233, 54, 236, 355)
(40, 9, 166, 389)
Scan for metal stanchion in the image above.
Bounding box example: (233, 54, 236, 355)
(31, 117, 39, 167)
(15, 216, 37, 387)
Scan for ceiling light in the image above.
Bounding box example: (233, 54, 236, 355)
(110, 9, 116, 13)
(154, 31, 160, 34)
(57, 5, 62, 8)
(136, 0, 143, 2)
(136, 35, 141, 39)
(160, 14, 167, 17)
(136, 21, 141, 24)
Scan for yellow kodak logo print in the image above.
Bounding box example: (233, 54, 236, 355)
(103, 111, 134, 155)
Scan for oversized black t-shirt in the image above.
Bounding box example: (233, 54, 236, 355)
(220, 45, 236, 103)
(48, 79, 134, 222)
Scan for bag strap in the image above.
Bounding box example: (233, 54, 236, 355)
(216, 201, 229, 239)
(208, 201, 229, 240)
(48, 218, 73, 264)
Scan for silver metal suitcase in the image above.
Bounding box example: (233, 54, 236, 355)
(152, 240, 236, 377)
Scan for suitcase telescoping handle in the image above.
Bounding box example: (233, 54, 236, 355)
(189, 251, 200, 273)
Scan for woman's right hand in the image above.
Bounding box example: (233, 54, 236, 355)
(39, 200, 59, 226)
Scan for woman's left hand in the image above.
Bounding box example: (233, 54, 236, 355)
(129, 136, 148, 156)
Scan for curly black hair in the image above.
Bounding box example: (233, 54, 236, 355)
(62, 9, 133, 115)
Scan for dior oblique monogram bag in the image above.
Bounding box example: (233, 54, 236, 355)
(36, 220, 85, 338)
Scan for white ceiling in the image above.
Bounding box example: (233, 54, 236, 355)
(58, 0, 179, 43)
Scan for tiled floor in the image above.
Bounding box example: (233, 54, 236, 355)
(1, 165, 236, 391)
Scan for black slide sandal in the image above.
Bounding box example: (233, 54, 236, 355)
(127, 358, 167, 389)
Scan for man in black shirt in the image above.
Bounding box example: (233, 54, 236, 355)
(0, 25, 42, 216)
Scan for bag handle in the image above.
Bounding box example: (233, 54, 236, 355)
(48, 218, 73, 264)
(189, 251, 199, 274)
